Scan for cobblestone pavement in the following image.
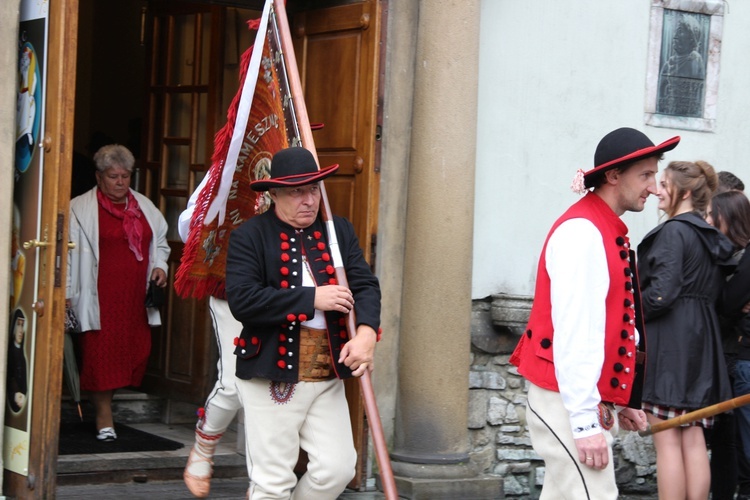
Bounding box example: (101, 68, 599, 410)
(57, 478, 659, 499)
(56, 478, 384, 499)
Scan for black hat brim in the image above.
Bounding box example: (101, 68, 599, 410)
(250, 163, 339, 192)
(584, 135, 680, 182)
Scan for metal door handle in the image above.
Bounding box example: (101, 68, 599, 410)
(23, 239, 50, 249)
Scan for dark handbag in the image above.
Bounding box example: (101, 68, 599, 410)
(64, 304, 81, 334)
(144, 280, 166, 308)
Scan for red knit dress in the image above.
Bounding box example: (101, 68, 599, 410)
(79, 205, 153, 392)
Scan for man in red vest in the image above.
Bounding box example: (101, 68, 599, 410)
(510, 127, 680, 499)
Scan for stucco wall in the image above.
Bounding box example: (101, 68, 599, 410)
(473, 0, 750, 299)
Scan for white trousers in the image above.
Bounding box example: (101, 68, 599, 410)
(199, 296, 244, 435)
(527, 383, 619, 500)
(236, 377, 356, 500)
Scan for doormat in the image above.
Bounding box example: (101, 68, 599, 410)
(58, 422, 185, 455)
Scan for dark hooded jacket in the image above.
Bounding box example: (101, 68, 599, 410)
(722, 246, 750, 360)
(637, 211, 735, 409)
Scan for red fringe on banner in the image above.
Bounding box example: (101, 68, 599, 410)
(175, 11, 291, 300)
(173, 43, 254, 299)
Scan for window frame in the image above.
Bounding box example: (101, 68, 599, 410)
(644, 0, 725, 132)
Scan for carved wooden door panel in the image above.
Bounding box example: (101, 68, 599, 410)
(290, 0, 383, 489)
(291, 0, 382, 264)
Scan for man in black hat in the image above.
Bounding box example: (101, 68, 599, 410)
(510, 128, 680, 498)
(225, 146, 381, 499)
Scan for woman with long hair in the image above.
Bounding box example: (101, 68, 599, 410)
(712, 190, 750, 500)
(706, 189, 750, 500)
(638, 160, 735, 499)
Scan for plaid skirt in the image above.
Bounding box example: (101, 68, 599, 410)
(642, 402, 714, 429)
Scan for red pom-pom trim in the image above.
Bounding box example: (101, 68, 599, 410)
(314, 231, 322, 239)
(251, 337, 259, 345)
(279, 346, 287, 355)
(329, 278, 337, 285)
(281, 242, 290, 250)
(233, 337, 239, 346)
(298, 314, 308, 322)
(279, 334, 287, 342)
(280, 267, 289, 276)
(277, 360, 286, 369)
(197, 407, 206, 418)
(239, 338, 247, 348)
(281, 280, 289, 288)
(280, 233, 289, 241)
(322, 253, 331, 262)
(287, 313, 297, 322)
(281, 253, 290, 262)
(317, 242, 326, 251)
(326, 265, 335, 275)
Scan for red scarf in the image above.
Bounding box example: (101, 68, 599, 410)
(97, 188, 144, 261)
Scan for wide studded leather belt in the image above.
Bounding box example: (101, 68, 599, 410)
(298, 327, 334, 382)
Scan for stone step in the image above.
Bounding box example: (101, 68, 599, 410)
(60, 390, 203, 427)
(57, 422, 247, 486)
(61, 390, 166, 425)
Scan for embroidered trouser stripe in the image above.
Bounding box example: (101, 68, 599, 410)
(526, 383, 619, 500)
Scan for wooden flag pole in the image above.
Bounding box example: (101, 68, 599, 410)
(639, 393, 750, 436)
(272, 1, 398, 498)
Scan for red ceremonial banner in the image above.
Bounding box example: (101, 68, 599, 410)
(175, 3, 300, 299)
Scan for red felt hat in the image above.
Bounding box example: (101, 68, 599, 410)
(250, 147, 338, 192)
(583, 128, 680, 188)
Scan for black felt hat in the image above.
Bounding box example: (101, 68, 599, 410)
(250, 147, 338, 192)
(584, 128, 680, 188)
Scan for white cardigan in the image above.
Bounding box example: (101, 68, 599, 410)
(67, 187, 170, 331)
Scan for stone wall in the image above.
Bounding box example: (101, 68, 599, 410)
(469, 296, 658, 498)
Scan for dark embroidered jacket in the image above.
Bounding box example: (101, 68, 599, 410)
(225, 209, 381, 383)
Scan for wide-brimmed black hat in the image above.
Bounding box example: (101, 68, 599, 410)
(250, 147, 338, 192)
(583, 128, 680, 188)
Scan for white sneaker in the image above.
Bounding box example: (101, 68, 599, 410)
(96, 427, 117, 441)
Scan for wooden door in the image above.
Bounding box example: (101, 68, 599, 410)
(138, 1, 224, 402)
(3, 0, 78, 497)
(289, 0, 383, 489)
(291, 1, 382, 263)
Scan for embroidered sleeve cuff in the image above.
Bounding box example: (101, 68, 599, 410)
(570, 412, 601, 439)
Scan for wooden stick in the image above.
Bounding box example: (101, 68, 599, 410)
(273, 2, 398, 498)
(639, 393, 750, 436)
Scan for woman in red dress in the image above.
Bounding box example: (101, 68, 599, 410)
(68, 144, 170, 441)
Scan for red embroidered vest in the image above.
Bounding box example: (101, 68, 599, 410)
(509, 193, 639, 406)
